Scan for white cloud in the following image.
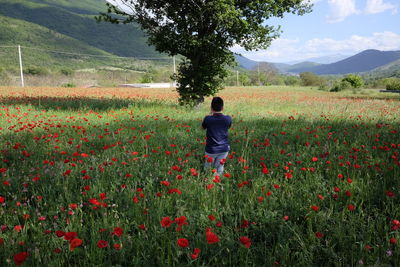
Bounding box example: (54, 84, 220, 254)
(231, 32, 400, 62)
(365, 0, 397, 14)
(326, 0, 359, 23)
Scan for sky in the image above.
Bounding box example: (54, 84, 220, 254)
(231, 0, 400, 63)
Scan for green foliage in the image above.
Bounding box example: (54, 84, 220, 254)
(61, 82, 76, 88)
(330, 80, 352, 92)
(342, 74, 364, 88)
(23, 66, 49, 75)
(299, 72, 324, 86)
(140, 72, 153, 83)
(99, 0, 312, 105)
(283, 75, 300, 86)
(60, 68, 74, 76)
(386, 78, 400, 90)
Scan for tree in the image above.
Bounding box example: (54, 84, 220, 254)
(299, 72, 323, 86)
(342, 74, 364, 88)
(98, 0, 312, 106)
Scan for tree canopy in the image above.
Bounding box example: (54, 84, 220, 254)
(99, 0, 312, 105)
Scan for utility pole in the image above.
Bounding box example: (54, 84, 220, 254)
(257, 61, 260, 86)
(18, 45, 25, 87)
(236, 70, 239, 87)
(173, 56, 176, 74)
(171, 56, 177, 88)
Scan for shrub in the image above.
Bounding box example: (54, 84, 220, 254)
(24, 66, 49, 76)
(330, 80, 352, 92)
(61, 83, 76, 88)
(386, 78, 400, 91)
(300, 72, 324, 86)
(342, 74, 364, 88)
(60, 69, 74, 76)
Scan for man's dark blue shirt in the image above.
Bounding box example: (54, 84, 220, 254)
(202, 113, 232, 154)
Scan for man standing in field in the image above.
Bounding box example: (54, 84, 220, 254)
(202, 97, 232, 175)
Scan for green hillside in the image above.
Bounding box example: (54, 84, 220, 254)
(0, 0, 158, 58)
(364, 59, 400, 79)
(30, 0, 107, 14)
(0, 15, 116, 70)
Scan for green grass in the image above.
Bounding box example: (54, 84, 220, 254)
(0, 86, 399, 266)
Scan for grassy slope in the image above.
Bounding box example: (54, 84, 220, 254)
(0, 0, 158, 57)
(0, 15, 123, 71)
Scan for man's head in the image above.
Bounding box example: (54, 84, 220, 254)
(211, 97, 224, 112)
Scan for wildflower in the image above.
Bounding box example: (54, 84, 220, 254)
(112, 227, 123, 237)
(97, 240, 108, 248)
(177, 238, 189, 248)
(69, 238, 83, 251)
(13, 252, 28, 266)
(347, 204, 356, 211)
(239, 236, 252, 248)
(191, 248, 201, 259)
(315, 232, 324, 238)
(161, 217, 173, 228)
(311, 205, 319, 212)
(205, 229, 219, 244)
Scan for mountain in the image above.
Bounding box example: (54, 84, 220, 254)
(234, 54, 259, 70)
(0, 0, 162, 71)
(285, 54, 349, 65)
(291, 49, 400, 75)
(363, 59, 400, 79)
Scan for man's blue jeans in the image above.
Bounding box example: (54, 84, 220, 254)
(204, 151, 229, 175)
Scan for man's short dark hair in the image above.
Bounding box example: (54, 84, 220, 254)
(211, 97, 224, 112)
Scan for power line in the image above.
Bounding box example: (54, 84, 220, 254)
(1, 45, 171, 61)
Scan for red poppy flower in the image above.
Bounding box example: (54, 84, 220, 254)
(205, 230, 220, 244)
(13, 252, 28, 266)
(311, 205, 319, 211)
(283, 216, 289, 221)
(386, 191, 395, 198)
(239, 236, 252, 248)
(315, 232, 324, 238)
(114, 243, 122, 250)
(390, 237, 397, 244)
(112, 227, 123, 237)
(347, 204, 356, 211)
(177, 238, 189, 248)
(97, 240, 108, 248)
(191, 248, 201, 259)
(69, 238, 83, 251)
(0, 196, 5, 203)
(64, 232, 77, 241)
(161, 217, 173, 228)
(55, 230, 65, 237)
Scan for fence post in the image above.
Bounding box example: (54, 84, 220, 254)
(18, 45, 25, 87)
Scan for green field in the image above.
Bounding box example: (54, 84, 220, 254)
(0, 86, 399, 266)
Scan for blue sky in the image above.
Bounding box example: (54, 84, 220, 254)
(232, 0, 400, 63)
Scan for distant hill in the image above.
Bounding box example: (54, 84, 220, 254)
(235, 50, 400, 77)
(234, 54, 279, 72)
(0, 15, 121, 70)
(363, 59, 400, 79)
(0, 0, 158, 58)
(285, 54, 349, 65)
(292, 49, 400, 75)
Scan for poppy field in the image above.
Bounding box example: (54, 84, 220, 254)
(0, 86, 399, 266)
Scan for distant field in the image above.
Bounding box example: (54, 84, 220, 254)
(0, 86, 399, 266)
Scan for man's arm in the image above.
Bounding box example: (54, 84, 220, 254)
(201, 117, 207, 129)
